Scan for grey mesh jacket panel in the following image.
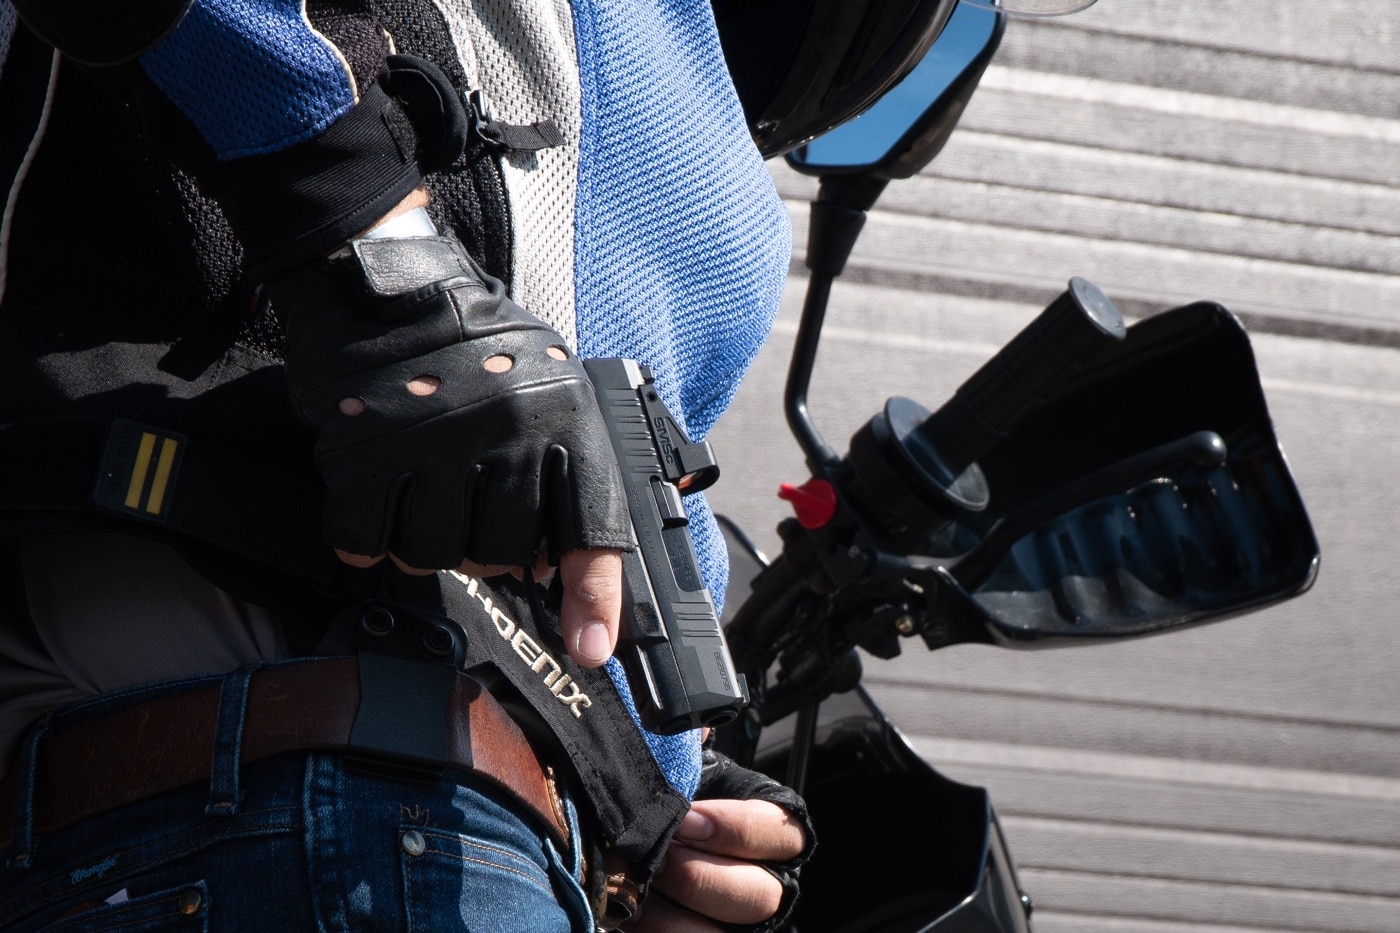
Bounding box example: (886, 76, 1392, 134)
(432, 0, 581, 347)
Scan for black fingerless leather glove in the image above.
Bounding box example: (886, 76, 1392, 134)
(269, 231, 633, 569)
(696, 746, 817, 933)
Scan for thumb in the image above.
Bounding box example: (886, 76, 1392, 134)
(558, 548, 623, 667)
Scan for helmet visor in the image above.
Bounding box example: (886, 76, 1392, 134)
(960, 0, 1098, 15)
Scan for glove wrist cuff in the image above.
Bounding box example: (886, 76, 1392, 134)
(211, 55, 467, 282)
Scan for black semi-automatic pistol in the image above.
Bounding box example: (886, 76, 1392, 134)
(583, 357, 749, 735)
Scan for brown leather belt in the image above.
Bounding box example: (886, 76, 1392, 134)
(0, 658, 569, 853)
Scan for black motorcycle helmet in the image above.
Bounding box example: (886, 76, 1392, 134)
(712, 0, 962, 158)
(713, 0, 1099, 158)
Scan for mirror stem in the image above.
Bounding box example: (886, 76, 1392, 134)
(786, 266, 841, 472)
(786, 175, 892, 474)
(785, 703, 819, 797)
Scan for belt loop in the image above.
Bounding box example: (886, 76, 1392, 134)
(558, 780, 584, 879)
(7, 713, 52, 868)
(206, 665, 256, 816)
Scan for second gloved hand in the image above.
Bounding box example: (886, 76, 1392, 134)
(270, 228, 633, 572)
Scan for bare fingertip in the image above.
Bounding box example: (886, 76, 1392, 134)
(573, 621, 613, 666)
(676, 809, 715, 843)
(454, 559, 516, 578)
(387, 553, 439, 576)
(336, 550, 384, 569)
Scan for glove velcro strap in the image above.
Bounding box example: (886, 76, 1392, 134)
(277, 236, 536, 390)
(353, 234, 484, 298)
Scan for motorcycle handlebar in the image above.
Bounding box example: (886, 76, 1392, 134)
(917, 277, 1127, 476)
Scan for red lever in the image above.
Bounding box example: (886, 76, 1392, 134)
(778, 478, 837, 529)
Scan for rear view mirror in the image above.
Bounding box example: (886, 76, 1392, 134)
(787, 1, 1005, 179)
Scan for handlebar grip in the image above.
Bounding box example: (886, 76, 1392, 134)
(917, 277, 1126, 475)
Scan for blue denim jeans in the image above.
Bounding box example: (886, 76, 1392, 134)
(0, 679, 594, 932)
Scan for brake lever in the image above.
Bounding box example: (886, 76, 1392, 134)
(951, 430, 1227, 591)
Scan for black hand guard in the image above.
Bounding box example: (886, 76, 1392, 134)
(271, 233, 633, 569)
(696, 746, 817, 933)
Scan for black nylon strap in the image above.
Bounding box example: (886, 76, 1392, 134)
(0, 420, 338, 586)
(466, 91, 565, 154)
(476, 118, 564, 153)
(444, 575, 689, 878)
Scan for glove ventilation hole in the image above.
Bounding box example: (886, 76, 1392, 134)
(483, 355, 514, 374)
(407, 375, 442, 396)
(338, 397, 368, 416)
(546, 346, 569, 361)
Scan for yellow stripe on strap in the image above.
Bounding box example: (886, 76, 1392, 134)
(124, 432, 157, 510)
(145, 437, 180, 515)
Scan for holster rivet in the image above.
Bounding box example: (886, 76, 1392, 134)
(362, 607, 395, 636)
(178, 887, 203, 915)
(423, 625, 455, 657)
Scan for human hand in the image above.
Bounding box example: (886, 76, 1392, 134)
(624, 799, 809, 932)
(272, 226, 634, 665)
